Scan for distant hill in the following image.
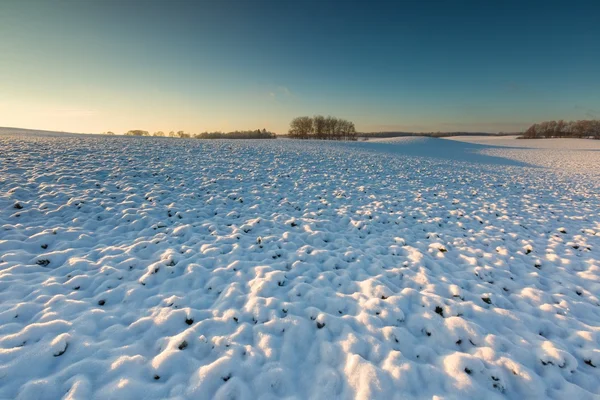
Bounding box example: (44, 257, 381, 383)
(0, 126, 93, 137)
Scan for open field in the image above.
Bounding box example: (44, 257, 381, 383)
(0, 130, 599, 399)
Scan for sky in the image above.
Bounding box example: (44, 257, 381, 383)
(1, 0, 599, 134)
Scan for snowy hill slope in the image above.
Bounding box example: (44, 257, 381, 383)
(446, 136, 600, 176)
(0, 127, 90, 138)
(0, 133, 598, 399)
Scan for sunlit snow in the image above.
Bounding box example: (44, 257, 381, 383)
(1, 129, 599, 399)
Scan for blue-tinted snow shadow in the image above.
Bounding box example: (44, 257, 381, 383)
(343, 138, 534, 167)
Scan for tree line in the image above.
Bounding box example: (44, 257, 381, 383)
(195, 129, 275, 139)
(288, 115, 357, 140)
(522, 120, 600, 139)
(104, 129, 276, 139)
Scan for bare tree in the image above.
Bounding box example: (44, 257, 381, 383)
(522, 119, 600, 139)
(195, 130, 276, 139)
(338, 119, 356, 140)
(590, 120, 600, 139)
(125, 130, 149, 136)
(288, 115, 357, 141)
(311, 115, 324, 140)
(523, 124, 538, 139)
(555, 120, 565, 137)
(289, 116, 313, 139)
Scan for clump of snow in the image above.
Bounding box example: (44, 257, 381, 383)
(0, 130, 599, 399)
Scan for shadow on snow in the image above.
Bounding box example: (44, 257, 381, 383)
(346, 137, 534, 167)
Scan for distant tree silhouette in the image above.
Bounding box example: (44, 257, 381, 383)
(522, 119, 600, 139)
(313, 115, 326, 140)
(289, 116, 313, 139)
(194, 129, 276, 139)
(288, 115, 356, 140)
(125, 130, 149, 136)
(121, 129, 276, 139)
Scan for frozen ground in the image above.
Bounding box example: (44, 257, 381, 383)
(0, 130, 599, 399)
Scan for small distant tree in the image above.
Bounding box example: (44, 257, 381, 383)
(177, 130, 190, 138)
(153, 131, 165, 137)
(571, 120, 585, 138)
(313, 115, 326, 140)
(288, 116, 313, 139)
(104, 131, 115, 135)
(338, 119, 356, 140)
(523, 124, 538, 138)
(554, 120, 565, 138)
(590, 120, 600, 139)
(323, 116, 338, 140)
(125, 130, 149, 136)
(194, 129, 276, 139)
(545, 121, 557, 138)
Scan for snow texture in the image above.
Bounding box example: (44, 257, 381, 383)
(1, 129, 599, 399)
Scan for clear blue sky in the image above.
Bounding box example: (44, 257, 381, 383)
(1, 0, 599, 133)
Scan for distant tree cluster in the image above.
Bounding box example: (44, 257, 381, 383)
(110, 129, 275, 139)
(522, 120, 600, 139)
(194, 129, 276, 139)
(151, 131, 190, 138)
(288, 115, 356, 140)
(125, 130, 149, 136)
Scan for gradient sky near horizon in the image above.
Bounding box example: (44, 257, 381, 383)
(1, 0, 599, 134)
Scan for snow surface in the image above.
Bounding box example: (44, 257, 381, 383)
(446, 136, 600, 176)
(0, 130, 599, 399)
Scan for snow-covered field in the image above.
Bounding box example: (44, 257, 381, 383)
(446, 136, 600, 176)
(1, 130, 599, 399)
